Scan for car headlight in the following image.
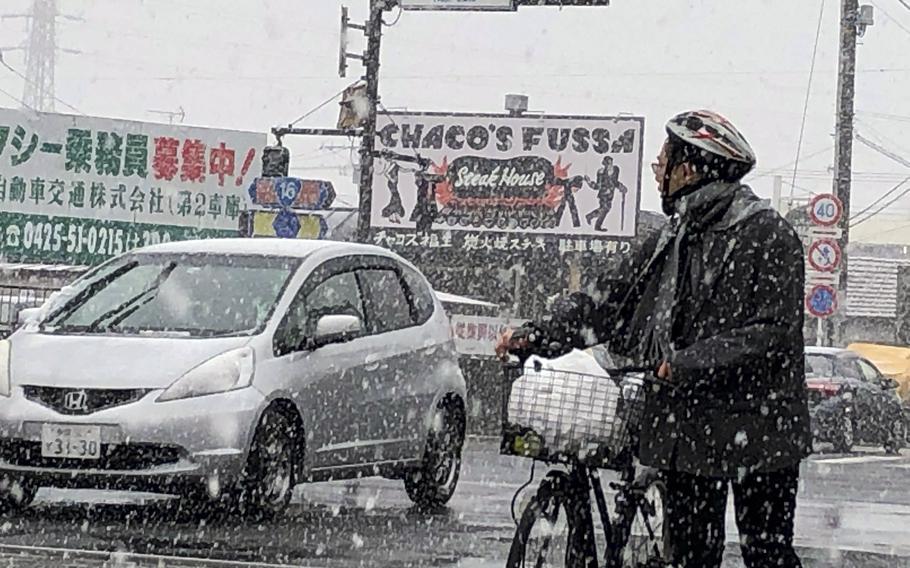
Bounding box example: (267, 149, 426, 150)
(0, 340, 10, 398)
(157, 346, 254, 402)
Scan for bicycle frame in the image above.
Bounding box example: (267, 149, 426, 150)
(501, 360, 668, 567)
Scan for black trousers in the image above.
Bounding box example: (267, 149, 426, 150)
(663, 465, 803, 568)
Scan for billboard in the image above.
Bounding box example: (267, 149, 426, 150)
(0, 108, 266, 265)
(370, 112, 643, 245)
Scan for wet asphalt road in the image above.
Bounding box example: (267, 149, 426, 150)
(2, 439, 910, 567)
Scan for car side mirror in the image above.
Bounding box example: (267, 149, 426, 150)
(311, 314, 362, 348)
(880, 377, 900, 390)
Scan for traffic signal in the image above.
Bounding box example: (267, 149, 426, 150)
(261, 145, 290, 178)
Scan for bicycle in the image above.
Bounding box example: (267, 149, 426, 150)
(501, 359, 673, 568)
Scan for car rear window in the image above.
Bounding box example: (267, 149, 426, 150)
(805, 355, 833, 377)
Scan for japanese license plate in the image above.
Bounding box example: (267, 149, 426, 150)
(40, 424, 101, 460)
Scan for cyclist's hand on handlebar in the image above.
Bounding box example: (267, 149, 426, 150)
(657, 361, 673, 381)
(495, 329, 528, 362)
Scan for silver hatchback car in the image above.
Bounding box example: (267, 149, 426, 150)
(0, 239, 466, 515)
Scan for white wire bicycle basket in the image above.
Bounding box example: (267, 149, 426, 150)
(501, 361, 648, 468)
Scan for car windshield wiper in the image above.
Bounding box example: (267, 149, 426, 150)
(42, 261, 140, 329)
(86, 262, 177, 332)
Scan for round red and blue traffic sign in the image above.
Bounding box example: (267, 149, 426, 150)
(808, 193, 844, 227)
(806, 284, 838, 318)
(807, 239, 842, 273)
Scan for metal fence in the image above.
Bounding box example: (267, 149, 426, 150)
(0, 285, 57, 337)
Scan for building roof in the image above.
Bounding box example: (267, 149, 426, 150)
(846, 256, 910, 318)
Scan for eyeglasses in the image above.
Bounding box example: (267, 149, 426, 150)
(650, 162, 659, 174)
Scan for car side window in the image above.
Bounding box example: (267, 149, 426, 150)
(278, 271, 365, 353)
(834, 359, 863, 380)
(359, 268, 414, 334)
(400, 264, 435, 324)
(857, 359, 882, 383)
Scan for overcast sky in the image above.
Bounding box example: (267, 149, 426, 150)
(1, 0, 909, 231)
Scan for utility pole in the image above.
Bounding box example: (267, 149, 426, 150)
(354, 0, 388, 243)
(828, 0, 867, 345)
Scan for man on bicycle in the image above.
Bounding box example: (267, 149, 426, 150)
(497, 110, 811, 568)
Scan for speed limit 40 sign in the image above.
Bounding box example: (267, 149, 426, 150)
(808, 193, 844, 227)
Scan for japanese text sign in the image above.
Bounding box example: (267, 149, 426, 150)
(450, 314, 526, 357)
(0, 108, 266, 264)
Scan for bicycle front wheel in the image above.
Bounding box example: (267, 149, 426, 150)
(506, 475, 591, 568)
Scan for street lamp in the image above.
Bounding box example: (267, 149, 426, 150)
(505, 94, 529, 117)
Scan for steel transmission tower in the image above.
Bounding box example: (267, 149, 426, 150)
(22, 0, 58, 111)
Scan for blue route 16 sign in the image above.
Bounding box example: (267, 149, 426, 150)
(806, 284, 838, 318)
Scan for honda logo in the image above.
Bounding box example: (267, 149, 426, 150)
(63, 390, 88, 412)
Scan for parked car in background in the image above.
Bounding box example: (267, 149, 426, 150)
(0, 239, 466, 516)
(805, 347, 905, 454)
(848, 342, 910, 402)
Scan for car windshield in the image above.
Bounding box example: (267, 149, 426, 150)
(41, 253, 298, 337)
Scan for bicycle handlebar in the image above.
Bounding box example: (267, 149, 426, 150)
(501, 359, 675, 390)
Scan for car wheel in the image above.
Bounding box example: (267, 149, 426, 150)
(0, 476, 38, 513)
(884, 417, 906, 455)
(833, 412, 855, 453)
(236, 408, 298, 518)
(404, 399, 465, 509)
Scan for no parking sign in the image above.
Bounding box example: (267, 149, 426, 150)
(806, 284, 838, 319)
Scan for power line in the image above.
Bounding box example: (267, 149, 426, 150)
(0, 84, 36, 111)
(871, 1, 910, 37)
(790, 0, 827, 201)
(854, 117, 910, 155)
(894, 0, 910, 12)
(0, 53, 84, 115)
(858, 110, 910, 122)
(851, 174, 910, 227)
(781, 178, 817, 196)
(49, 66, 910, 85)
(855, 131, 910, 168)
(749, 145, 834, 180)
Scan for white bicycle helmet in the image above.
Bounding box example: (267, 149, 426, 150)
(665, 109, 756, 165)
(659, 110, 757, 202)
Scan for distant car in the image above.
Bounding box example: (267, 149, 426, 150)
(0, 239, 466, 515)
(805, 347, 905, 454)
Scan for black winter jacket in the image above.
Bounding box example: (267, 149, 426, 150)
(519, 182, 812, 477)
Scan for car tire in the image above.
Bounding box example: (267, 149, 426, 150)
(0, 477, 37, 513)
(235, 407, 298, 518)
(884, 417, 906, 455)
(833, 411, 855, 453)
(404, 399, 465, 509)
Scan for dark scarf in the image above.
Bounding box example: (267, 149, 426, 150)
(617, 182, 773, 365)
